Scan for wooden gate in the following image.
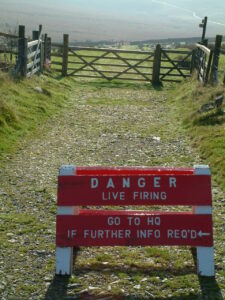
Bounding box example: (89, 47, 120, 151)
(52, 45, 154, 83)
(193, 43, 213, 85)
(160, 49, 193, 83)
(26, 39, 42, 77)
(67, 47, 154, 82)
(16, 25, 43, 77)
(51, 35, 193, 84)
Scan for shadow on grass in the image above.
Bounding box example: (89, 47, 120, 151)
(47, 73, 166, 91)
(191, 248, 222, 300)
(193, 109, 225, 126)
(45, 248, 79, 300)
(45, 275, 70, 300)
(45, 248, 222, 300)
(72, 79, 156, 91)
(73, 262, 195, 277)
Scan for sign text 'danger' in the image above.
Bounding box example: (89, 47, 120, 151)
(57, 175, 212, 206)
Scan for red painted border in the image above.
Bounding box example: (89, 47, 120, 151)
(75, 166, 194, 176)
(56, 210, 213, 247)
(58, 174, 212, 206)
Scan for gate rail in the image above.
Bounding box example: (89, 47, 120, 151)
(194, 43, 213, 85)
(26, 39, 42, 77)
(51, 35, 194, 84)
(160, 49, 192, 83)
(52, 44, 154, 83)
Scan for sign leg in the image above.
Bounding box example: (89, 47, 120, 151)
(56, 247, 73, 275)
(56, 165, 78, 276)
(193, 165, 214, 277)
(197, 246, 214, 277)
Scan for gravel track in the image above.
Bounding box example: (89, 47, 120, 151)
(0, 84, 224, 299)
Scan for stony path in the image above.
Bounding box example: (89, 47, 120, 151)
(0, 83, 224, 299)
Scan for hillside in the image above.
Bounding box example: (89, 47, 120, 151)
(0, 0, 225, 41)
(0, 72, 72, 161)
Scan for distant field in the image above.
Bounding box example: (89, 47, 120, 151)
(1, 0, 225, 42)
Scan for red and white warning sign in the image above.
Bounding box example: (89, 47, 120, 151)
(55, 165, 214, 277)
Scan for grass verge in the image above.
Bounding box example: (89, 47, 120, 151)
(0, 71, 73, 163)
(167, 57, 225, 190)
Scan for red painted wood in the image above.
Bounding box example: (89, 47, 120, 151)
(76, 166, 194, 176)
(78, 209, 193, 216)
(56, 210, 213, 247)
(57, 175, 212, 206)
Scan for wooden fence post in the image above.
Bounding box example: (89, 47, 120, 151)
(47, 37, 51, 62)
(190, 49, 197, 74)
(202, 17, 208, 45)
(152, 44, 161, 85)
(32, 30, 39, 41)
(210, 35, 222, 84)
(62, 34, 69, 76)
(17, 25, 27, 77)
(32, 30, 41, 74)
(38, 25, 44, 73)
(43, 34, 48, 64)
(39, 25, 42, 37)
(40, 34, 45, 72)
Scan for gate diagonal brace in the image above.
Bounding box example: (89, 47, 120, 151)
(111, 52, 153, 82)
(160, 51, 192, 80)
(199, 52, 207, 82)
(68, 49, 110, 80)
(197, 49, 210, 84)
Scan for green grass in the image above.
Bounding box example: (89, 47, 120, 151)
(0, 71, 73, 162)
(167, 54, 225, 190)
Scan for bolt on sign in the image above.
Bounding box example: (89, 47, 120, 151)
(56, 165, 214, 277)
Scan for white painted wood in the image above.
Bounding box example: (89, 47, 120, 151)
(56, 247, 73, 275)
(193, 165, 214, 276)
(57, 206, 79, 216)
(194, 165, 211, 175)
(56, 204, 75, 275)
(27, 40, 39, 48)
(57, 207, 74, 215)
(193, 206, 212, 215)
(56, 164, 79, 275)
(27, 49, 40, 60)
(59, 165, 76, 176)
(195, 43, 211, 55)
(27, 58, 41, 70)
(26, 66, 40, 78)
(197, 247, 215, 276)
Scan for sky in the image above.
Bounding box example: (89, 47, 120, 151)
(0, 0, 224, 41)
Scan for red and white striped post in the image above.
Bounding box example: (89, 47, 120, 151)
(56, 165, 214, 276)
(193, 165, 214, 276)
(56, 166, 78, 275)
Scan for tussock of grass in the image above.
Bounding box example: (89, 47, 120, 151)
(0, 72, 71, 161)
(168, 62, 225, 190)
(193, 109, 224, 126)
(0, 99, 18, 127)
